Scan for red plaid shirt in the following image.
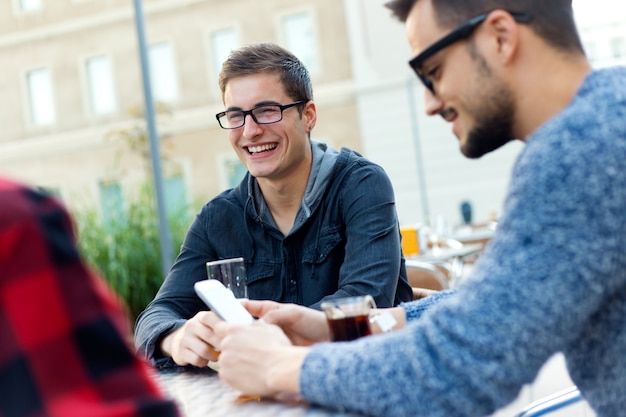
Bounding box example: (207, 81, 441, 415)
(0, 178, 178, 417)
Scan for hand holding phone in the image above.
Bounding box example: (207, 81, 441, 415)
(194, 279, 254, 325)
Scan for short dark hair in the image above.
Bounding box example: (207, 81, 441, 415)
(385, 0, 583, 54)
(218, 42, 313, 103)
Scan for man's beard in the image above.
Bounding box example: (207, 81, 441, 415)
(462, 94, 515, 159)
(460, 49, 516, 159)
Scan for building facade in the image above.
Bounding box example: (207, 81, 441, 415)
(1, 0, 622, 230)
(0, 0, 360, 220)
(344, 0, 626, 227)
(344, 0, 522, 228)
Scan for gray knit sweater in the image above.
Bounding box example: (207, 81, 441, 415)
(300, 67, 626, 416)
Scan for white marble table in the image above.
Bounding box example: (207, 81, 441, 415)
(408, 242, 483, 264)
(406, 242, 484, 287)
(157, 369, 360, 417)
(449, 226, 495, 246)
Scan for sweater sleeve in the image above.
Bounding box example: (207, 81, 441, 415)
(402, 289, 455, 320)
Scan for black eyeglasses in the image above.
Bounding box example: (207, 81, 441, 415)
(409, 10, 532, 93)
(216, 100, 306, 129)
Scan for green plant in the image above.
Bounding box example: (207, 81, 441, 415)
(75, 183, 190, 324)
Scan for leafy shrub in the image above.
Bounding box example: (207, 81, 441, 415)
(75, 183, 191, 324)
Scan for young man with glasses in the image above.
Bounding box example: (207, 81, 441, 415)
(134, 42, 413, 369)
(203, 1, 626, 416)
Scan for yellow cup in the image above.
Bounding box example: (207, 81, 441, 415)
(400, 225, 420, 256)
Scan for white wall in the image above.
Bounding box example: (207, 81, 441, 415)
(343, 0, 522, 227)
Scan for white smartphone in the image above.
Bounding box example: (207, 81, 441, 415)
(194, 279, 254, 325)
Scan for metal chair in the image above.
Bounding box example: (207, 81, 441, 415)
(405, 260, 450, 300)
(414, 238, 479, 286)
(516, 385, 584, 417)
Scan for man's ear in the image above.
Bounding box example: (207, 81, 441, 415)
(483, 10, 521, 65)
(304, 100, 317, 131)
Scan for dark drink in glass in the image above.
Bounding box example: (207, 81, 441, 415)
(327, 313, 372, 341)
(321, 295, 376, 342)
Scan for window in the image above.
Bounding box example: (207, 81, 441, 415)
(148, 42, 180, 102)
(86, 55, 117, 115)
(224, 157, 247, 189)
(26, 68, 56, 126)
(210, 28, 239, 82)
(164, 175, 187, 216)
(99, 181, 124, 229)
(18, 0, 42, 12)
(610, 36, 626, 59)
(282, 12, 319, 72)
(583, 41, 597, 63)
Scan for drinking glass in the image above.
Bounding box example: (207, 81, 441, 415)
(206, 257, 247, 298)
(321, 295, 376, 342)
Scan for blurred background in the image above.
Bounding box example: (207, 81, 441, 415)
(2, 0, 625, 224)
(0, 0, 624, 318)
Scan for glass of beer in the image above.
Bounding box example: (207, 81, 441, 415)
(400, 224, 420, 256)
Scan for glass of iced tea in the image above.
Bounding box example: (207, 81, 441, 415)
(321, 295, 376, 342)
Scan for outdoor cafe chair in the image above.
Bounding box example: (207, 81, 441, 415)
(405, 260, 450, 300)
(516, 385, 584, 417)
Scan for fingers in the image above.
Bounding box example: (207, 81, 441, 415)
(208, 316, 249, 347)
(243, 299, 282, 318)
(261, 306, 297, 326)
(211, 320, 230, 340)
(197, 311, 224, 348)
(241, 301, 314, 329)
(169, 312, 223, 366)
(256, 303, 314, 327)
(173, 338, 219, 367)
(217, 323, 296, 397)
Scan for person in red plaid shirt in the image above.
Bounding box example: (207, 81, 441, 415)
(0, 177, 178, 417)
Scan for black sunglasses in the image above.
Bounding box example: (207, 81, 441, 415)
(409, 10, 532, 93)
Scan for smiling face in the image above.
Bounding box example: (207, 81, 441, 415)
(223, 72, 316, 183)
(406, 0, 516, 158)
(462, 50, 516, 158)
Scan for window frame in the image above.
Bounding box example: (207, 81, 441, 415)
(13, 0, 43, 14)
(82, 53, 118, 116)
(276, 7, 322, 75)
(147, 40, 181, 104)
(205, 25, 241, 99)
(23, 66, 57, 127)
(610, 36, 626, 59)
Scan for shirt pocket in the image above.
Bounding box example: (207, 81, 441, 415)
(302, 225, 343, 265)
(245, 261, 280, 300)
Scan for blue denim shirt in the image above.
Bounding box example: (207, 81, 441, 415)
(135, 144, 412, 362)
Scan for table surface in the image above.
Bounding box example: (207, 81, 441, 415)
(407, 242, 483, 263)
(157, 369, 360, 417)
(449, 226, 495, 244)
